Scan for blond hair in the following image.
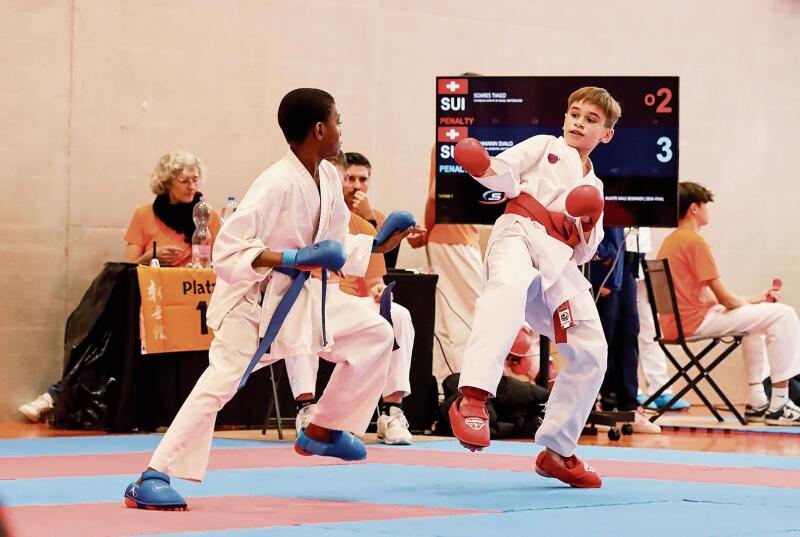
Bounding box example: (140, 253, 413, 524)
(149, 151, 206, 195)
(568, 87, 622, 128)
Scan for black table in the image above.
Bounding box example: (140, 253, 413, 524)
(54, 263, 437, 433)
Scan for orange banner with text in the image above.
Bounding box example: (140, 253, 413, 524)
(137, 265, 216, 354)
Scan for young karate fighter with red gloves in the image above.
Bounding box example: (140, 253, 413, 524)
(449, 87, 621, 488)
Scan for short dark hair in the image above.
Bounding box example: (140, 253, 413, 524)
(345, 151, 371, 172)
(679, 181, 714, 218)
(326, 150, 347, 169)
(277, 88, 335, 144)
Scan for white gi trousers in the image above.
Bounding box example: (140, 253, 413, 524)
(458, 227, 606, 458)
(286, 298, 415, 399)
(636, 279, 672, 395)
(694, 302, 800, 385)
(427, 242, 482, 390)
(148, 282, 394, 482)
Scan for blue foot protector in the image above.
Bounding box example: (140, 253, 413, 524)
(294, 429, 367, 461)
(638, 393, 690, 411)
(124, 469, 188, 510)
(655, 394, 691, 410)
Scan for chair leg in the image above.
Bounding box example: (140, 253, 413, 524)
(261, 364, 285, 439)
(646, 344, 723, 423)
(662, 344, 727, 422)
(262, 386, 275, 436)
(663, 379, 724, 423)
(668, 348, 721, 412)
(269, 364, 284, 440)
(689, 343, 747, 425)
(669, 341, 747, 425)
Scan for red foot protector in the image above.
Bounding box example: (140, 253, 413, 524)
(535, 449, 602, 488)
(448, 396, 491, 450)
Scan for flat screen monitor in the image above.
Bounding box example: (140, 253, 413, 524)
(435, 76, 679, 227)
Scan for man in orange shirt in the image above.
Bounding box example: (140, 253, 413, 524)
(285, 151, 415, 445)
(407, 145, 483, 394)
(658, 182, 800, 425)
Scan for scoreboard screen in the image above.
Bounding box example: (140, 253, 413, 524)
(435, 76, 679, 227)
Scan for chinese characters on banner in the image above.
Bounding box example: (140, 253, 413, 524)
(136, 266, 216, 354)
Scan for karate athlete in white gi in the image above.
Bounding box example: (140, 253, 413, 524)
(287, 153, 416, 446)
(123, 88, 422, 510)
(448, 87, 622, 488)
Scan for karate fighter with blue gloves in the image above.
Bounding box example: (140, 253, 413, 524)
(124, 88, 422, 510)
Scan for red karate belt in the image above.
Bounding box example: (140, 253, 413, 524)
(505, 193, 578, 343)
(504, 192, 582, 246)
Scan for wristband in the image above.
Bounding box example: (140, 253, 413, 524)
(281, 249, 298, 267)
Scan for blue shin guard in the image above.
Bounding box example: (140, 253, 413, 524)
(294, 429, 367, 461)
(124, 469, 188, 510)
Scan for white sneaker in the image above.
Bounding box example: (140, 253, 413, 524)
(376, 406, 413, 445)
(295, 404, 316, 433)
(19, 392, 54, 423)
(632, 411, 661, 434)
(765, 400, 800, 426)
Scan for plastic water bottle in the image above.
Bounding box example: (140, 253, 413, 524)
(220, 195, 237, 222)
(191, 197, 212, 268)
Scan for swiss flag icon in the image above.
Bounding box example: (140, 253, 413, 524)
(438, 127, 467, 142)
(437, 78, 468, 94)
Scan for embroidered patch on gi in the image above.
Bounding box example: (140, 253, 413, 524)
(465, 417, 486, 430)
(547, 153, 560, 164)
(558, 306, 572, 328)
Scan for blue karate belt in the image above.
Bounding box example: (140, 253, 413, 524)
(379, 281, 400, 351)
(238, 267, 329, 391)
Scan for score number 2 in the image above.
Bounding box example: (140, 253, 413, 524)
(644, 88, 673, 113)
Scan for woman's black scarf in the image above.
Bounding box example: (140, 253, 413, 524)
(152, 192, 203, 244)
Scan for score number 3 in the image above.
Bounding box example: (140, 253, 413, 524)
(656, 137, 673, 163)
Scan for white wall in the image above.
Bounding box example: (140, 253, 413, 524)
(1, 0, 798, 418)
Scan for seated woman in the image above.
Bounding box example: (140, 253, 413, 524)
(123, 151, 221, 266)
(19, 151, 222, 423)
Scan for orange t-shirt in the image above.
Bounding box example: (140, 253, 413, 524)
(123, 203, 222, 267)
(656, 227, 720, 339)
(426, 145, 480, 247)
(338, 211, 386, 298)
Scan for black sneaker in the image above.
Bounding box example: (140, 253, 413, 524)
(745, 403, 768, 423)
(765, 400, 800, 426)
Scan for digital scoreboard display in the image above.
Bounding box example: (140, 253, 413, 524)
(435, 76, 679, 227)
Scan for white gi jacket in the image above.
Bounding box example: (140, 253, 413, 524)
(206, 150, 374, 358)
(474, 135, 605, 328)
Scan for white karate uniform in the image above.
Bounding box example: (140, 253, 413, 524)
(148, 151, 394, 482)
(286, 293, 415, 399)
(427, 242, 482, 390)
(458, 135, 608, 458)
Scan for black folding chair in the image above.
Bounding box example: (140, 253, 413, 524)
(641, 258, 747, 425)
